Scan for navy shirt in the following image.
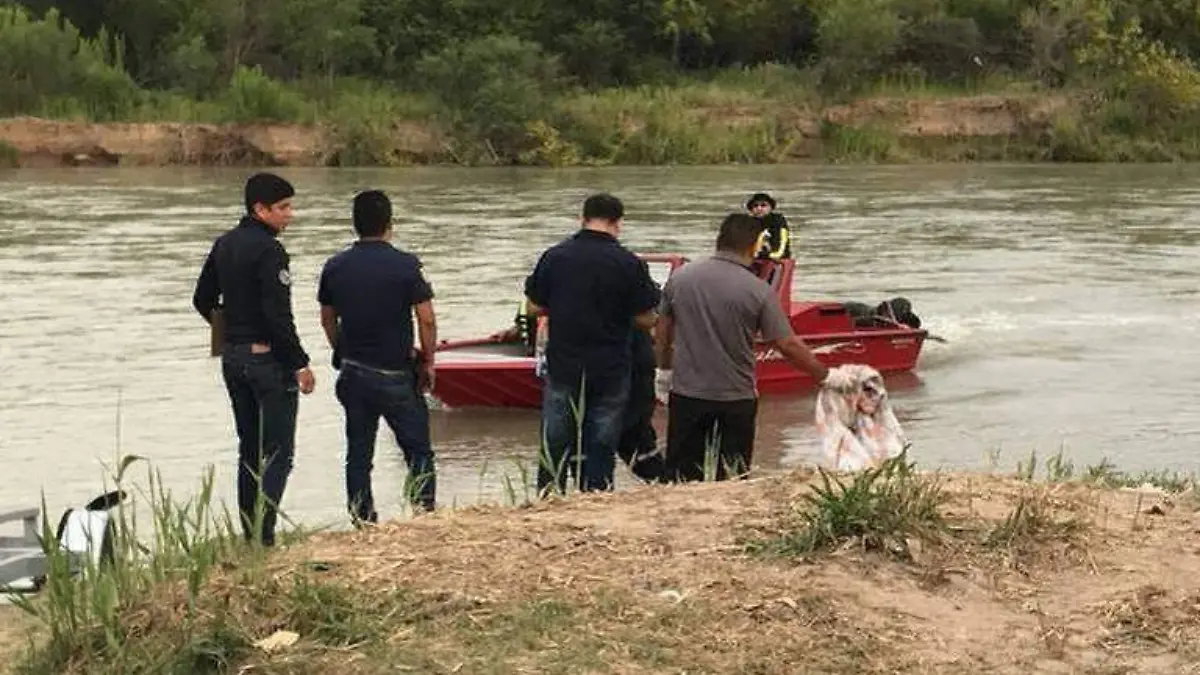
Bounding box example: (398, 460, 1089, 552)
(317, 240, 434, 371)
(525, 229, 659, 386)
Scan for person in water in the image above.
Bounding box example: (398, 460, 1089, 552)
(746, 192, 791, 261)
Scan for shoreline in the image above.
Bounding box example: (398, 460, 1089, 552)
(0, 93, 1075, 169)
(5, 457, 1200, 673)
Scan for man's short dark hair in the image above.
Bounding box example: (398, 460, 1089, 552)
(716, 213, 765, 253)
(353, 190, 392, 237)
(582, 193, 624, 223)
(244, 172, 294, 214)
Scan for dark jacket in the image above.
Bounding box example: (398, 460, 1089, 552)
(193, 216, 309, 371)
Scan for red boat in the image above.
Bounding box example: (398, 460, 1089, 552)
(431, 254, 927, 408)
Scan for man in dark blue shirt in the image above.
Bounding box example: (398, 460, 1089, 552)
(525, 193, 659, 495)
(317, 190, 438, 522)
(193, 172, 314, 547)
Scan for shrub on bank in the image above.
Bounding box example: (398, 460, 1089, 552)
(0, 6, 143, 120)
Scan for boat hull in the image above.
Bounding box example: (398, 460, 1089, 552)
(431, 256, 927, 409)
(432, 326, 925, 409)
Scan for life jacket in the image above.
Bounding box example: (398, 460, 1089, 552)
(815, 365, 907, 471)
(514, 299, 538, 357)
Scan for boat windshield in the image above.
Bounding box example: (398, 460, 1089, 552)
(647, 260, 672, 289)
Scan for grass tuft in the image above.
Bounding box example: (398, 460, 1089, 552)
(747, 453, 947, 559)
(0, 140, 18, 167)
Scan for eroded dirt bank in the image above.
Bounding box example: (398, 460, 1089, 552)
(0, 95, 1070, 167)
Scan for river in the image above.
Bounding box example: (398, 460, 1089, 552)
(1, 164, 1197, 530)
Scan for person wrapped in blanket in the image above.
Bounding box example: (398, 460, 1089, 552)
(814, 364, 908, 471)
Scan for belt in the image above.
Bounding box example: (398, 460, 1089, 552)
(341, 358, 412, 377)
(224, 342, 272, 355)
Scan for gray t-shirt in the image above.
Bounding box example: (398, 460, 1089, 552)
(660, 253, 793, 401)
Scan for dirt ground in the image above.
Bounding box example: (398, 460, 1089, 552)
(0, 605, 32, 668)
(8, 469, 1200, 674)
(267, 470, 1200, 674)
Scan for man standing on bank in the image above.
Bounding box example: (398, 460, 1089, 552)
(656, 213, 829, 483)
(318, 190, 438, 522)
(193, 172, 315, 547)
(525, 193, 659, 496)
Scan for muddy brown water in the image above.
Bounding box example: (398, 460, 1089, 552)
(1, 165, 1197, 530)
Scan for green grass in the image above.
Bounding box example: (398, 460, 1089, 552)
(746, 453, 948, 559)
(986, 488, 1085, 551)
(1013, 449, 1198, 494)
(0, 140, 18, 167)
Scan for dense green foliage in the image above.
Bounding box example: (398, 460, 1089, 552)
(3, 0, 1200, 163)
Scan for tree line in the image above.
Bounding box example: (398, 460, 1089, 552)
(3, 0, 1200, 163)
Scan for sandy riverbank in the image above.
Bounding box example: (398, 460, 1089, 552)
(7, 464, 1200, 674)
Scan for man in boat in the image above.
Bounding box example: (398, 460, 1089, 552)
(747, 192, 791, 261)
(192, 172, 315, 547)
(317, 190, 439, 522)
(655, 213, 829, 482)
(525, 193, 660, 496)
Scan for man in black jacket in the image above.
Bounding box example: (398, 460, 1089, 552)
(192, 173, 314, 547)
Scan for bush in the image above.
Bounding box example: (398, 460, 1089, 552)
(415, 35, 565, 162)
(322, 83, 439, 166)
(0, 7, 143, 119)
(218, 65, 310, 123)
(816, 0, 904, 92)
(897, 16, 986, 83)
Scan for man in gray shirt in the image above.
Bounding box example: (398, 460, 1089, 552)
(656, 213, 829, 482)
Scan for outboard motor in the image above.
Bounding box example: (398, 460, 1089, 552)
(844, 297, 922, 329)
(876, 297, 922, 329)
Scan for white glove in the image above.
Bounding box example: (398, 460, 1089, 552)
(654, 369, 672, 404)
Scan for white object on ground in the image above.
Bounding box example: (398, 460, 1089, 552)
(254, 630, 300, 652)
(654, 369, 672, 404)
(815, 364, 907, 471)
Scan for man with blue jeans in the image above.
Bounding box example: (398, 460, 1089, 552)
(318, 191, 439, 523)
(193, 173, 316, 547)
(525, 193, 659, 496)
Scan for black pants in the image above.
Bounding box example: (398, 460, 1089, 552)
(335, 362, 436, 521)
(221, 345, 298, 546)
(616, 362, 665, 483)
(665, 393, 758, 482)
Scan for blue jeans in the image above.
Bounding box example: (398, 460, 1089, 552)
(335, 361, 436, 521)
(221, 345, 298, 547)
(536, 369, 630, 496)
